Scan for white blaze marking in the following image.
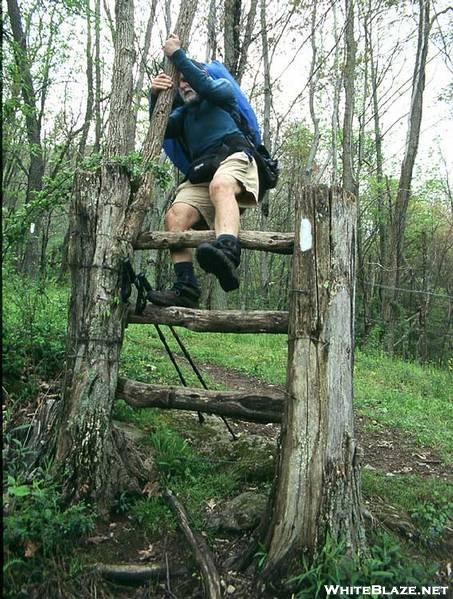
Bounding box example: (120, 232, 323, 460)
(300, 219, 312, 251)
(30, 223, 36, 234)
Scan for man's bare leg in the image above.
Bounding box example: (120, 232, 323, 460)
(195, 174, 242, 292)
(208, 174, 241, 236)
(148, 203, 202, 308)
(164, 202, 201, 263)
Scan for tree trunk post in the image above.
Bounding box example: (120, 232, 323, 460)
(260, 185, 366, 583)
(54, 0, 199, 513)
(55, 0, 138, 512)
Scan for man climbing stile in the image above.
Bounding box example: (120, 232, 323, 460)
(148, 34, 259, 309)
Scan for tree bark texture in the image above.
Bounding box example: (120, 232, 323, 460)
(260, 186, 366, 581)
(128, 306, 288, 333)
(342, 0, 357, 197)
(134, 230, 294, 254)
(58, 165, 151, 510)
(117, 378, 284, 423)
(224, 0, 242, 77)
(56, 0, 139, 508)
(96, 562, 188, 585)
(56, 0, 199, 510)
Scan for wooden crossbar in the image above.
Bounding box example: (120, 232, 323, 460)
(134, 230, 294, 254)
(128, 306, 289, 333)
(117, 378, 283, 424)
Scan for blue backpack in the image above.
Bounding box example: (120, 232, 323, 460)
(163, 61, 259, 173)
(162, 61, 278, 194)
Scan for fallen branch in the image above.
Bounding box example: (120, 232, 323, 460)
(117, 378, 284, 423)
(164, 488, 223, 599)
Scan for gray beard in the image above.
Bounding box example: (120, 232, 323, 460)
(179, 89, 199, 104)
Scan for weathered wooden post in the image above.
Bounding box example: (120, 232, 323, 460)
(260, 185, 366, 582)
(54, 0, 198, 511)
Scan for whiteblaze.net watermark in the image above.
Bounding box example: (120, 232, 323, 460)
(324, 585, 449, 596)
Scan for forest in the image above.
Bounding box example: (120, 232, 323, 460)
(2, 0, 452, 597)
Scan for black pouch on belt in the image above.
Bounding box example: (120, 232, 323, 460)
(186, 134, 250, 184)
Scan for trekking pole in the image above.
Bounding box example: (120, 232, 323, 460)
(154, 324, 205, 425)
(168, 326, 237, 441)
(122, 263, 205, 424)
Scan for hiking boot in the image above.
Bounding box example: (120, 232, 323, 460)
(147, 281, 201, 309)
(196, 238, 241, 292)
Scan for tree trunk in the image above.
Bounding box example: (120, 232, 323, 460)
(55, 0, 199, 512)
(78, 0, 94, 158)
(304, 0, 320, 184)
(259, 186, 366, 584)
(94, 0, 102, 152)
(381, 0, 431, 352)
(236, 0, 258, 84)
(130, 0, 158, 142)
(55, 0, 139, 512)
(7, 0, 45, 275)
(342, 0, 357, 197)
(224, 0, 241, 77)
(205, 0, 217, 62)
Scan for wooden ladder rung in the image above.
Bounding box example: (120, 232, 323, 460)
(116, 377, 283, 424)
(128, 306, 288, 333)
(133, 230, 294, 254)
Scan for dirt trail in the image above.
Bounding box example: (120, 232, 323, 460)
(200, 361, 452, 481)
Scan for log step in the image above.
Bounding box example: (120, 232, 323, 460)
(128, 306, 289, 333)
(134, 230, 294, 254)
(117, 378, 284, 424)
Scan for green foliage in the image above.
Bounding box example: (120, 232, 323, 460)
(120, 326, 222, 387)
(2, 272, 68, 391)
(4, 476, 95, 556)
(254, 543, 268, 571)
(3, 165, 74, 251)
(130, 497, 176, 535)
(280, 121, 313, 163)
(288, 532, 436, 598)
(362, 471, 453, 547)
(112, 491, 135, 515)
(124, 326, 452, 462)
(411, 492, 453, 544)
(78, 151, 173, 191)
(3, 467, 95, 595)
(149, 426, 203, 480)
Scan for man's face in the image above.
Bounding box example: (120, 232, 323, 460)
(178, 75, 199, 104)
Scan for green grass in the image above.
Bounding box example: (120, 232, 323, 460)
(122, 325, 452, 461)
(362, 470, 453, 544)
(362, 470, 453, 514)
(121, 327, 288, 385)
(355, 351, 452, 462)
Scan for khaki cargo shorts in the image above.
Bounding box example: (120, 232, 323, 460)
(172, 151, 259, 229)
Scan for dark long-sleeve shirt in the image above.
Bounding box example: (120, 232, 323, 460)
(149, 49, 243, 160)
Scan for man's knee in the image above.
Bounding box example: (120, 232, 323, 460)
(209, 174, 240, 199)
(164, 203, 198, 231)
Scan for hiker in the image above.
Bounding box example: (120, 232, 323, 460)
(148, 33, 259, 309)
